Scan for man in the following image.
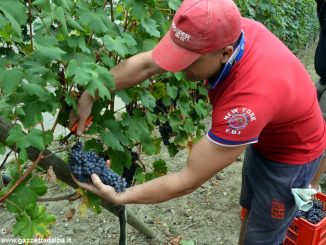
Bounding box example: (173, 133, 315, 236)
(70, 0, 326, 244)
(310, 0, 326, 192)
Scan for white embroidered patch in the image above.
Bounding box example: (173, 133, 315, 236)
(171, 22, 191, 42)
(223, 107, 256, 135)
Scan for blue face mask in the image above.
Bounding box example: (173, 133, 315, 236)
(207, 31, 245, 89)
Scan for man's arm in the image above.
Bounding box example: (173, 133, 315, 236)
(70, 50, 165, 134)
(74, 136, 246, 204)
(110, 50, 165, 91)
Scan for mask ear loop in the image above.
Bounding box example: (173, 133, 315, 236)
(208, 31, 246, 89)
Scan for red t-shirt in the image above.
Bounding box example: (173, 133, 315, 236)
(207, 18, 326, 164)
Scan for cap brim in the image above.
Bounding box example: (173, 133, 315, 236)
(152, 31, 201, 72)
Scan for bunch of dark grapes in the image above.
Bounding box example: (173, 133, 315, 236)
(122, 151, 139, 187)
(69, 142, 127, 192)
(153, 99, 174, 146)
(296, 199, 326, 224)
(154, 99, 168, 115)
(158, 122, 173, 146)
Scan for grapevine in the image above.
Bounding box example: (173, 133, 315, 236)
(69, 142, 127, 192)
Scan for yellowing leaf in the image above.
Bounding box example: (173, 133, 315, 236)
(78, 202, 88, 217)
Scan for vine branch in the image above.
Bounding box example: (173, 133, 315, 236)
(37, 192, 78, 202)
(27, 0, 34, 50)
(0, 150, 12, 171)
(0, 152, 44, 203)
(109, 0, 114, 22)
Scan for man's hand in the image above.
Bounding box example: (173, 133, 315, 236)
(69, 91, 94, 135)
(72, 173, 121, 204)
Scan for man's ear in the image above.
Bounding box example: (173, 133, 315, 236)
(220, 46, 234, 63)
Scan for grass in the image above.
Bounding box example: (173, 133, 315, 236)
(297, 39, 319, 83)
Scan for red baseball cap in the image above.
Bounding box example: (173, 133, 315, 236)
(152, 0, 242, 72)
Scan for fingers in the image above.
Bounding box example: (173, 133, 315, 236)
(72, 173, 119, 204)
(91, 174, 104, 189)
(71, 174, 100, 195)
(106, 160, 111, 168)
(68, 109, 88, 135)
(70, 91, 94, 135)
(76, 116, 87, 136)
(68, 110, 78, 129)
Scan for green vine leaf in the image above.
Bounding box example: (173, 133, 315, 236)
(29, 177, 47, 196)
(32, 0, 51, 11)
(103, 120, 130, 147)
(100, 130, 124, 152)
(0, 0, 27, 39)
(55, 6, 69, 37)
(166, 83, 178, 99)
(6, 188, 38, 213)
(168, 0, 182, 11)
(34, 36, 67, 61)
(21, 83, 50, 101)
(54, 0, 74, 11)
(134, 168, 146, 183)
(26, 128, 45, 151)
(13, 205, 56, 238)
(127, 0, 147, 20)
(0, 143, 5, 155)
(18, 149, 28, 162)
(19, 102, 44, 128)
(116, 90, 133, 105)
(85, 192, 102, 214)
(141, 17, 161, 37)
(66, 15, 86, 33)
(0, 67, 23, 94)
(183, 118, 196, 135)
(194, 99, 208, 118)
(78, 4, 114, 35)
(140, 91, 156, 110)
(87, 79, 111, 100)
(168, 143, 179, 157)
(122, 110, 152, 143)
(108, 149, 132, 175)
(140, 133, 157, 155)
(153, 159, 168, 175)
(6, 125, 28, 150)
(103, 35, 129, 58)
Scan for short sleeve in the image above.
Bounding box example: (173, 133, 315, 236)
(207, 93, 274, 147)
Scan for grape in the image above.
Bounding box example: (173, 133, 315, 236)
(153, 99, 174, 146)
(122, 151, 139, 187)
(69, 142, 127, 192)
(295, 199, 326, 224)
(313, 199, 324, 209)
(2, 174, 11, 186)
(154, 99, 168, 115)
(158, 122, 173, 146)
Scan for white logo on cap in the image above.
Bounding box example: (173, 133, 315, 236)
(172, 22, 191, 42)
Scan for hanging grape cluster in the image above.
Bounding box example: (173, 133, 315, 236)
(69, 142, 127, 192)
(154, 99, 173, 146)
(122, 151, 140, 187)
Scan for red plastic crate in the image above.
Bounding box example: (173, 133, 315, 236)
(240, 192, 326, 245)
